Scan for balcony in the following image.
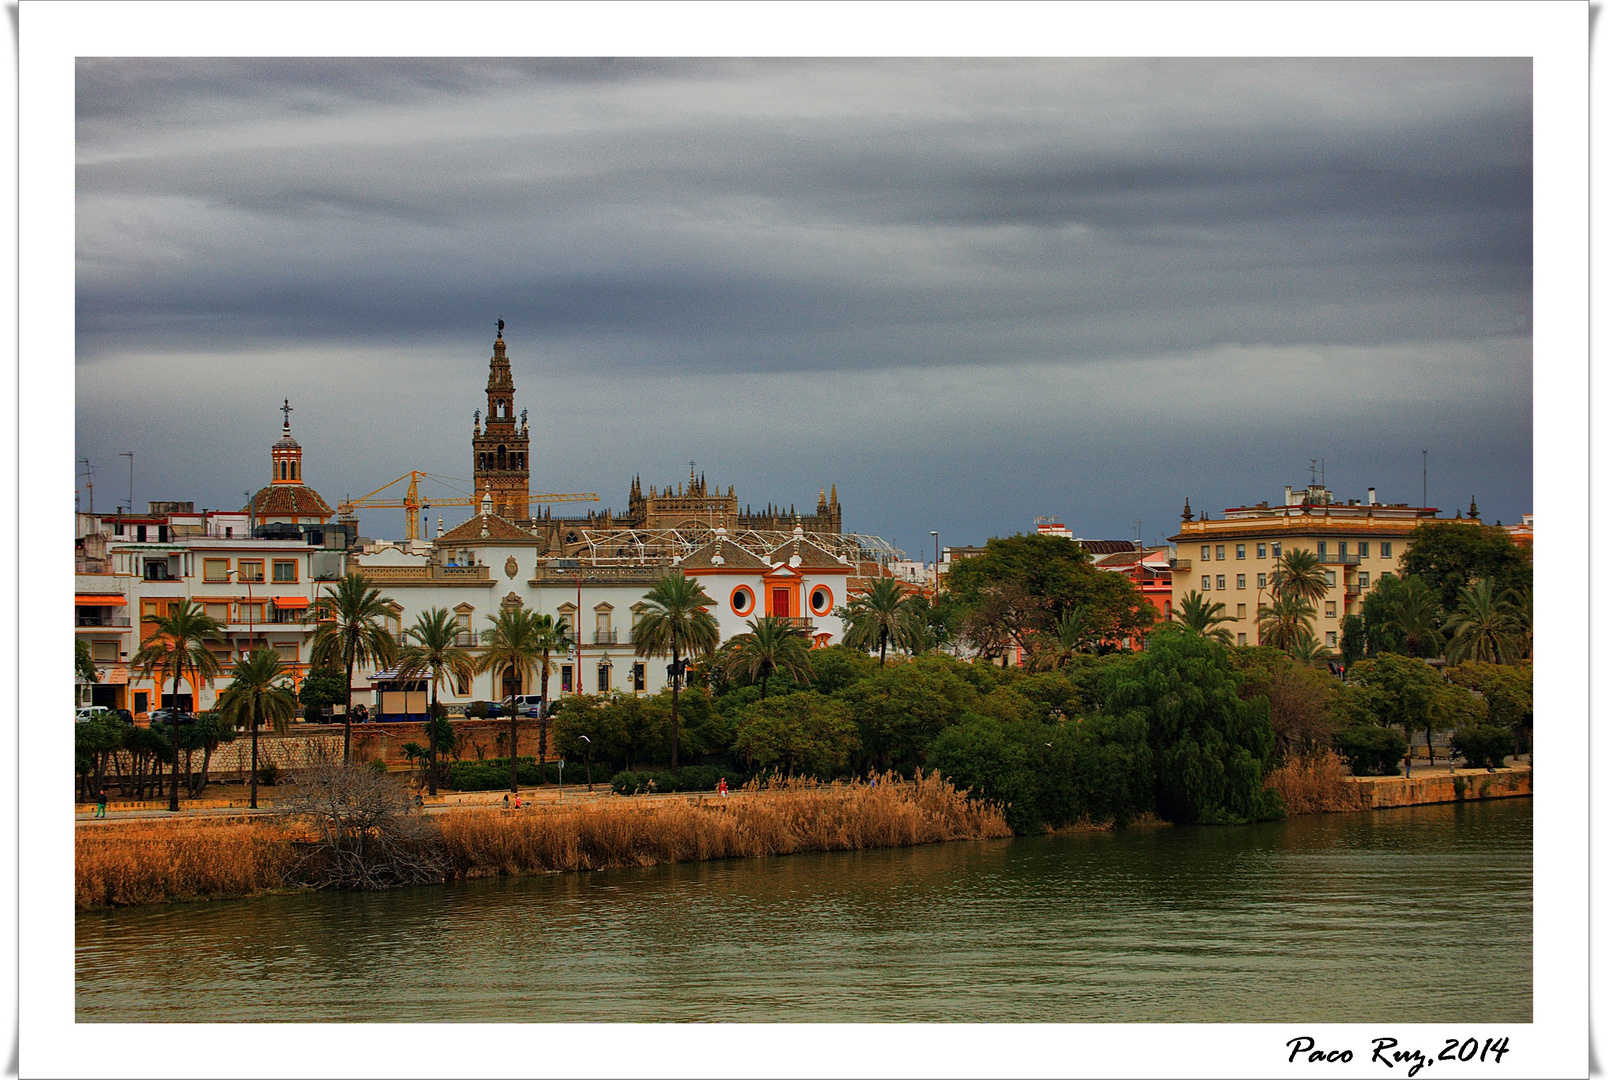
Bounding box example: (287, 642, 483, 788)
(777, 617, 816, 633)
(454, 631, 478, 647)
(359, 563, 492, 586)
(1168, 559, 1192, 572)
(1318, 553, 1361, 565)
(76, 614, 132, 628)
(593, 629, 620, 645)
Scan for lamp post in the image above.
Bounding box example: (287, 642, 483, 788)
(930, 531, 939, 602)
(578, 734, 593, 792)
(225, 567, 259, 808)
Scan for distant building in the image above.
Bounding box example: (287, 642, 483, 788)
(1168, 484, 1469, 648)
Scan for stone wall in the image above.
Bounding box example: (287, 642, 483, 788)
(192, 718, 551, 775)
(1345, 766, 1531, 809)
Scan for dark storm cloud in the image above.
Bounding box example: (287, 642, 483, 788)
(75, 57, 1533, 546)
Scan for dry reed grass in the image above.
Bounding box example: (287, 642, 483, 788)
(1266, 749, 1368, 814)
(435, 771, 1011, 878)
(76, 773, 1008, 908)
(76, 819, 300, 909)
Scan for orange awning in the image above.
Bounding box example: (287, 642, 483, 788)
(273, 596, 311, 609)
(104, 665, 129, 685)
(75, 594, 128, 606)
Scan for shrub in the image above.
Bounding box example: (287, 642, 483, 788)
(1265, 749, 1367, 813)
(1452, 725, 1514, 769)
(365, 759, 390, 777)
(1334, 725, 1407, 777)
(609, 766, 729, 795)
(255, 760, 281, 787)
(465, 700, 490, 719)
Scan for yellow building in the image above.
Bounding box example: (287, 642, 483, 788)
(1168, 484, 1479, 648)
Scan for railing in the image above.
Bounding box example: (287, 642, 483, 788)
(778, 617, 815, 633)
(593, 630, 619, 644)
(454, 631, 478, 647)
(76, 615, 132, 628)
(1345, 584, 1363, 596)
(1318, 553, 1361, 565)
(1169, 559, 1191, 572)
(359, 564, 492, 584)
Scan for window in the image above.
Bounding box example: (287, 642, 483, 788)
(1317, 541, 1327, 557)
(1236, 544, 1245, 560)
(1271, 543, 1281, 558)
(272, 559, 298, 583)
(203, 602, 231, 623)
(1358, 542, 1369, 558)
(1358, 572, 1370, 588)
(561, 665, 573, 693)
(203, 558, 230, 582)
(1324, 601, 1337, 618)
(1337, 542, 1348, 557)
(276, 643, 299, 663)
(240, 602, 266, 624)
(1326, 631, 1338, 648)
(1215, 545, 1225, 561)
(1324, 571, 1336, 587)
(455, 672, 471, 696)
(91, 640, 118, 663)
(632, 662, 645, 692)
(1200, 576, 1210, 591)
(1200, 545, 1211, 561)
(596, 610, 612, 642)
(1164, 600, 1172, 619)
(1235, 604, 1246, 620)
(810, 586, 833, 616)
(730, 586, 755, 616)
(1236, 574, 1246, 589)
(596, 663, 611, 693)
(225, 527, 233, 538)
(1257, 573, 1267, 589)
(1256, 543, 1267, 559)
(1216, 575, 1226, 591)
(1381, 542, 1393, 558)
(1237, 633, 1247, 646)
(238, 560, 264, 583)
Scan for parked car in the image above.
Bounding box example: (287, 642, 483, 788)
(505, 695, 544, 718)
(75, 705, 109, 724)
(482, 701, 506, 719)
(108, 708, 134, 725)
(148, 708, 197, 729)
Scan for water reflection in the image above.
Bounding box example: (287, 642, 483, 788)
(77, 799, 1530, 1023)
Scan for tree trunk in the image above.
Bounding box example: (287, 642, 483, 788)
(670, 638, 681, 771)
(427, 681, 439, 796)
(343, 638, 356, 766)
(509, 669, 520, 794)
(168, 666, 182, 812)
(879, 629, 887, 667)
(539, 718, 548, 766)
(250, 716, 259, 809)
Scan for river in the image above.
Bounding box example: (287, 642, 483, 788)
(76, 798, 1530, 1023)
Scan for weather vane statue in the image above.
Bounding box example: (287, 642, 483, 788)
(496, 318, 505, 338)
(280, 398, 293, 426)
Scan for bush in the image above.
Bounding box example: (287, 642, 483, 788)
(444, 757, 617, 791)
(1452, 725, 1514, 769)
(610, 766, 730, 795)
(464, 700, 490, 719)
(365, 759, 390, 777)
(1334, 725, 1407, 777)
(255, 760, 281, 787)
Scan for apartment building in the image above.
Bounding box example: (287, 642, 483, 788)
(1168, 484, 1474, 648)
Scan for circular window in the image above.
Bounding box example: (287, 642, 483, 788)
(730, 586, 755, 616)
(810, 586, 833, 616)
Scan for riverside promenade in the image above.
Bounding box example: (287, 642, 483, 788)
(1345, 763, 1531, 809)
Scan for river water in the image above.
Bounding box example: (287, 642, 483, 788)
(76, 798, 1530, 1023)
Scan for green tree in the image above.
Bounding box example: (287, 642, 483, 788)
(395, 607, 477, 795)
(1338, 614, 1365, 669)
(733, 692, 859, 777)
(75, 716, 126, 803)
(1286, 629, 1334, 668)
(476, 607, 544, 793)
(529, 612, 572, 762)
(132, 599, 225, 811)
(1229, 647, 1339, 758)
(1447, 661, 1533, 753)
(1344, 653, 1443, 765)
(633, 573, 721, 771)
(1442, 578, 1520, 665)
(1029, 605, 1101, 669)
(215, 648, 298, 808)
(172, 711, 237, 796)
(1172, 591, 1234, 645)
(1102, 627, 1281, 825)
(297, 666, 348, 722)
(1271, 548, 1329, 606)
(721, 616, 815, 700)
(1390, 575, 1445, 659)
(1257, 592, 1316, 654)
(1504, 585, 1532, 660)
(309, 572, 399, 765)
(1400, 521, 1531, 613)
(835, 657, 981, 771)
(1359, 573, 1409, 657)
(75, 638, 98, 706)
(840, 578, 920, 666)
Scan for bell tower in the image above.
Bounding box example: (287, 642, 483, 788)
(271, 398, 303, 484)
(472, 320, 531, 521)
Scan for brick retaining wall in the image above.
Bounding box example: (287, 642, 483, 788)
(1344, 765, 1531, 809)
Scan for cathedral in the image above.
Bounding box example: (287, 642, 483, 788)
(468, 324, 842, 556)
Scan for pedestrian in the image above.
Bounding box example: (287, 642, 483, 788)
(717, 777, 728, 797)
(1404, 753, 1411, 778)
(502, 793, 510, 810)
(514, 794, 522, 810)
(95, 788, 108, 819)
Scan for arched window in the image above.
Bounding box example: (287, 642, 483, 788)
(290, 461, 298, 481)
(497, 445, 506, 470)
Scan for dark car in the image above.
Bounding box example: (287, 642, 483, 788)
(483, 702, 505, 719)
(109, 708, 134, 725)
(148, 708, 196, 728)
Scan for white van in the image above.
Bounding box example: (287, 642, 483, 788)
(75, 705, 109, 724)
(505, 695, 545, 718)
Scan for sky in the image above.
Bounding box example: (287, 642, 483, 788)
(74, 57, 1533, 553)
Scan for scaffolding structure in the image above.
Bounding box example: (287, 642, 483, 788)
(548, 526, 904, 569)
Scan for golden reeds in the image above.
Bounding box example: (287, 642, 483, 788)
(76, 773, 1009, 909)
(1265, 749, 1369, 814)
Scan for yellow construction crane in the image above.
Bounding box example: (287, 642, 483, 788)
(337, 471, 599, 540)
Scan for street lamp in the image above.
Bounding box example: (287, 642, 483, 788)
(578, 734, 593, 792)
(930, 531, 939, 602)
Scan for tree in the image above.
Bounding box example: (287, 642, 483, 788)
(1390, 575, 1445, 659)
(721, 615, 815, 700)
(276, 764, 447, 890)
(309, 572, 399, 765)
(529, 612, 572, 762)
(632, 573, 721, 771)
(475, 607, 544, 794)
(1400, 521, 1531, 613)
(1448, 661, 1533, 754)
(75, 639, 98, 706)
(1443, 578, 1520, 665)
(840, 578, 920, 666)
(1344, 654, 1443, 765)
(1172, 591, 1234, 645)
(1359, 573, 1408, 657)
(733, 692, 858, 777)
(1103, 627, 1282, 824)
(215, 648, 298, 808)
(394, 608, 476, 795)
(1257, 592, 1315, 654)
(132, 599, 225, 811)
(75, 716, 126, 803)
(1230, 647, 1339, 759)
(173, 712, 237, 796)
(1504, 585, 1532, 660)
(1286, 629, 1334, 667)
(1338, 614, 1365, 669)
(1029, 605, 1101, 670)
(1270, 548, 1329, 606)
(835, 657, 981, 772)
(298, 667, 348, 722)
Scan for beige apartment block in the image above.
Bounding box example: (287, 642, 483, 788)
(1168, 484, 1479, 648)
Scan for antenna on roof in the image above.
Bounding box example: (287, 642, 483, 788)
(1308, 459, 1317, 487)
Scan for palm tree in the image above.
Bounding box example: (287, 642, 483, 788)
(633, 573, 721, 771)
(1286, 628, 1335, 667)
(1257, 592, 1316, 654)
(215, 648, 298, 809)
(1504, 584, 1532, 660)
(1271, 548, 1329, 605)
(1172, 591, 1235, 645)
(309, 572, 399, 766)
(529, 612, 572, 764)
(475, 607, 544, 794)
(395, 608, 477, 796)
(1443, 578, 1519, 665)
(1391, 575, 1445, 659)
(722, 616, 815, 700)
(841, 577, 918, 666)
(131, 599, 224, 811)
(1029, 605, 1100, 670)
(75, 639, 98, 707)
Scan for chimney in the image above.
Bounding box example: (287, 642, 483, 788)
(1367, 487, 1377, 506)
(1284, 486, 1294, 506)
